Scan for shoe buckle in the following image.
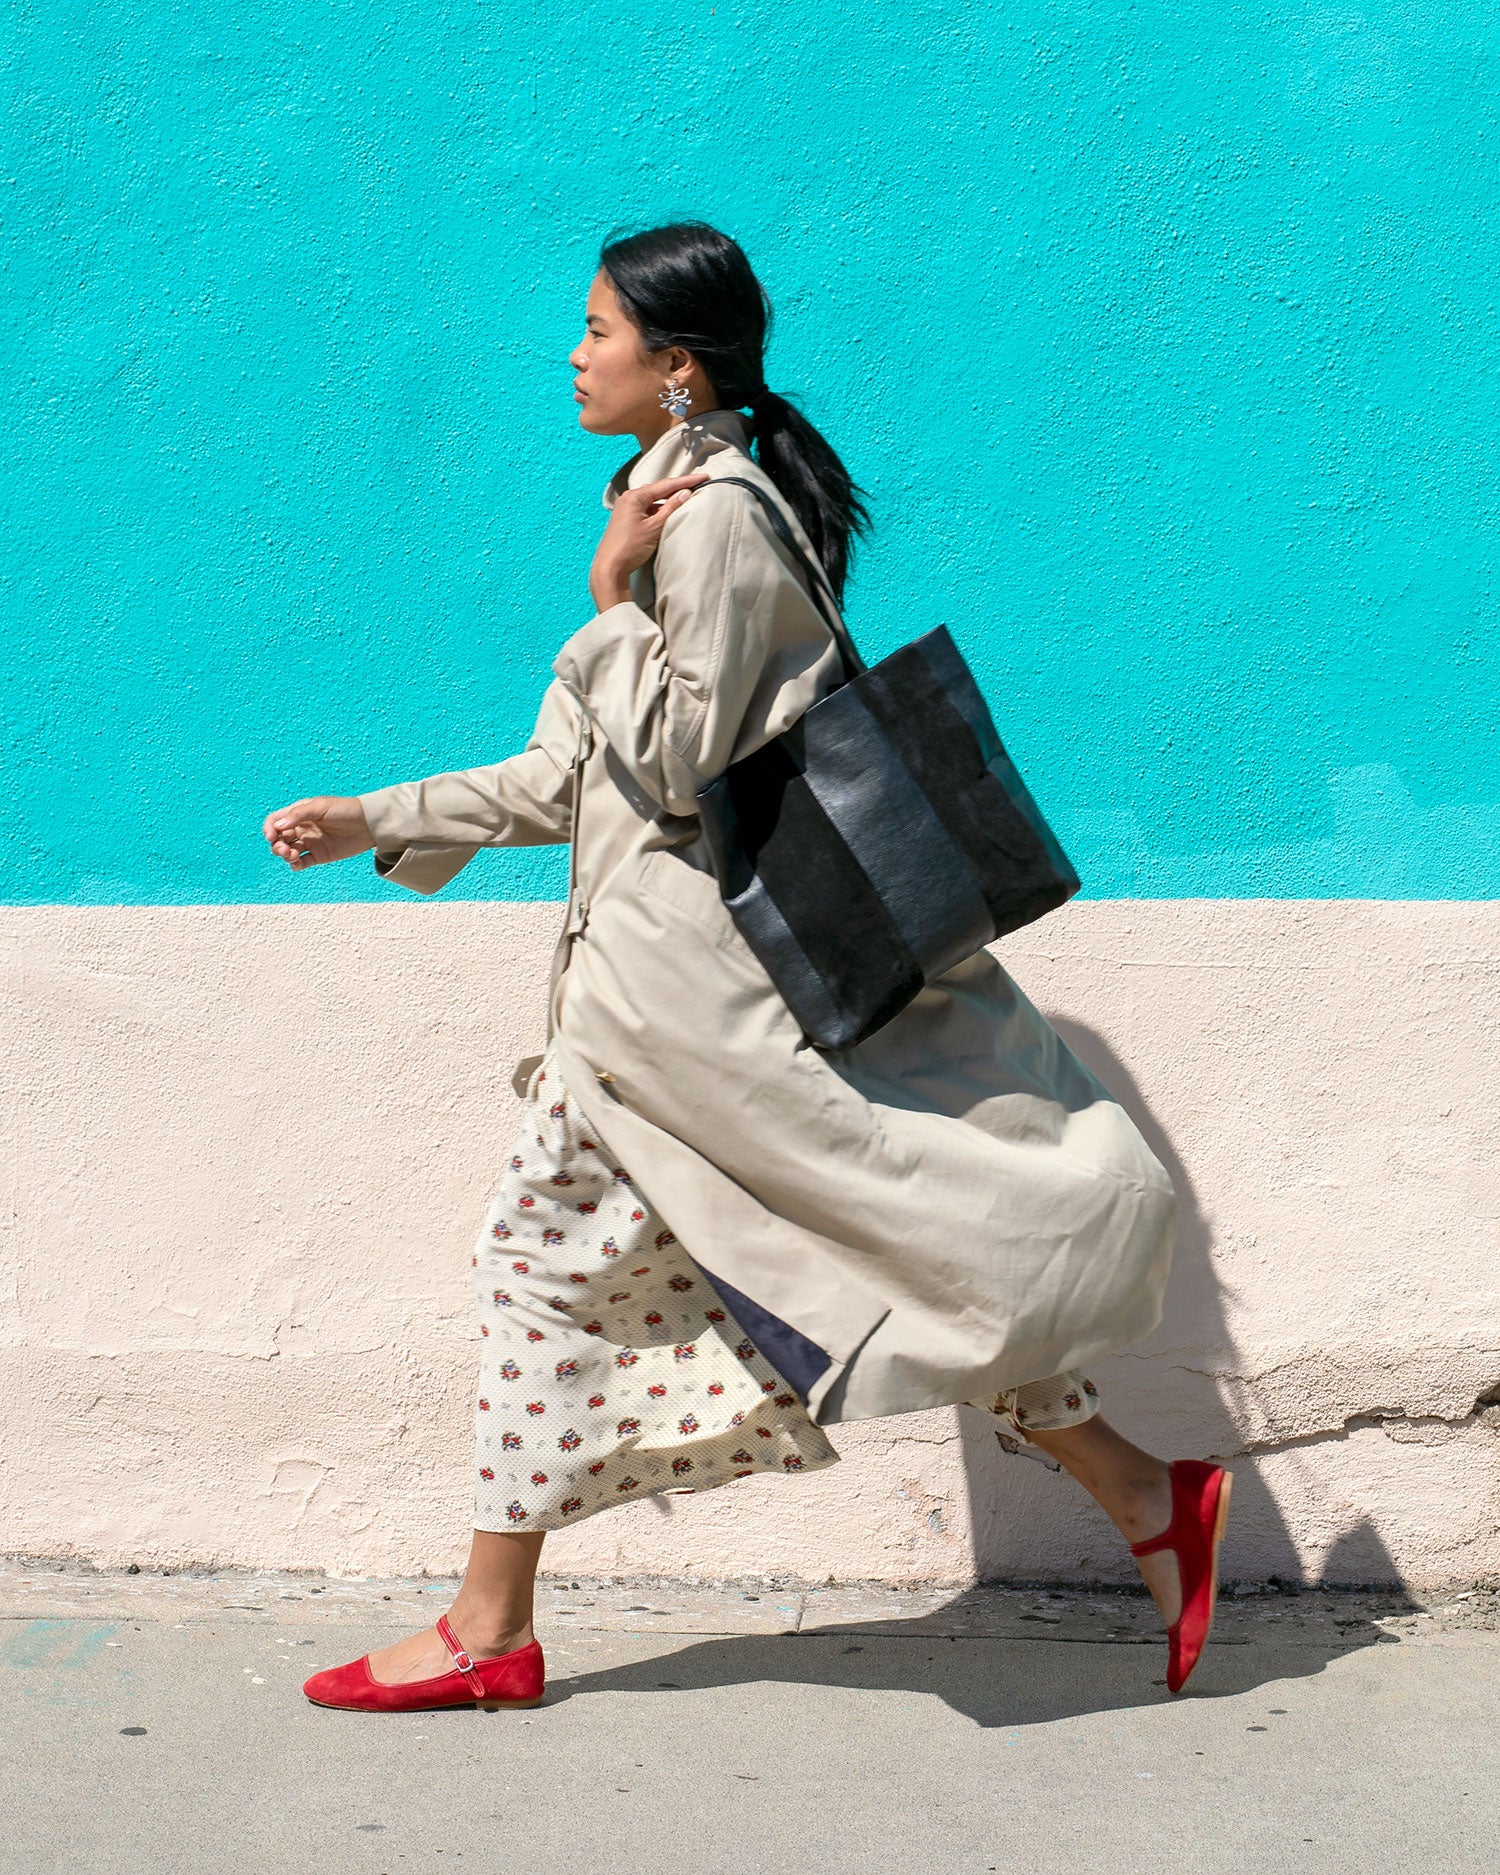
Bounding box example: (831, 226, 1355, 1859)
(451, 1648, 476, 1673)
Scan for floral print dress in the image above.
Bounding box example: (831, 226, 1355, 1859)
(472, 1055, 1101, 1534)
(472, 1057, 839, 1531)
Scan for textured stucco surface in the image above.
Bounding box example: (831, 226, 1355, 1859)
(4, 899, 1495, 1588)
(6, 3, 1500, 905)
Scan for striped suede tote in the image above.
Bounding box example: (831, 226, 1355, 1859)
(694, 477, 1080, 1052)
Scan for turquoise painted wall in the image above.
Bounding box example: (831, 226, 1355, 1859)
(6, 1, 1498, 904)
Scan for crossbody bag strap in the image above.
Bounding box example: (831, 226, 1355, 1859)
(702, 474, 867, 680)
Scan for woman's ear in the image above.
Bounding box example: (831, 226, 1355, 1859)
(667, 346, 702, 385)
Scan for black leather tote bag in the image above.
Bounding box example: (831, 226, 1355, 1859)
(694, 476, 1080, 1052)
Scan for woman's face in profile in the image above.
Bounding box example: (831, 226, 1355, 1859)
(570, 271, 665, 437)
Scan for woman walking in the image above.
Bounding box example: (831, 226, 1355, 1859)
(264, 221, 1230, 1713)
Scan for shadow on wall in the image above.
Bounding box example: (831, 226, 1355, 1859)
(956, 1019, 1401, 1592)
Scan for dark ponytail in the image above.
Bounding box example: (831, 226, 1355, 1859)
(599, 221, 870, 600)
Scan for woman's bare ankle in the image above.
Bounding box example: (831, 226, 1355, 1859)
(445, 1601, 535, 1658)
(1098, 1462, 1170, 1543)
(447, 1528, 545, 1659)
(1023, 1419, 1173, 1545)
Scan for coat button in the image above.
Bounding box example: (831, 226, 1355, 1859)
(595, 1068, 615, 1084)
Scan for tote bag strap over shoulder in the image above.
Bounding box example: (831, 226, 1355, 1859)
(700, 474, 867, 681)
(693, 470, 1081, 1052)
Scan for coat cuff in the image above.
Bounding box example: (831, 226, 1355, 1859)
(369, 841, 478, 896)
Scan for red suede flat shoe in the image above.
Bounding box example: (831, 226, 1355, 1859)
(303, 1614, 545, 1713)
(1129, 1458, 1233, 1694)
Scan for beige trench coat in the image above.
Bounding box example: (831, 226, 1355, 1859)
(358, 408, 1176, 1424)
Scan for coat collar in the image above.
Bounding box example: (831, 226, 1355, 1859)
(602, 408, 753, 509)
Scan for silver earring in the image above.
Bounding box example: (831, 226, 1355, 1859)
(659, 379, 693, 419)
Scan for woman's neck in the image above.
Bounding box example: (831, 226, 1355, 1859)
(632, 403, 724, 454)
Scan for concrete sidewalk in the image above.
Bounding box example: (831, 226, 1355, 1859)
(2, 1563, 1496, 1875)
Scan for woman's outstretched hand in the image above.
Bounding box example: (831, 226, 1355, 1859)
(589, 472, 709, 611)
(263, 796, 376, 871)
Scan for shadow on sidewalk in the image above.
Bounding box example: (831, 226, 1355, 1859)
(537, 1584, 1403, 1727)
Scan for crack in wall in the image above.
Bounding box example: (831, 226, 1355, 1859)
(1130, 1347, 1500, 1452)
(1220, 1392, 1500, 1458)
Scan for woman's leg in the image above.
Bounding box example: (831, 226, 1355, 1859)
(365, 1530, 546, 1685)
(979, 1375, 1186, 1624)
(1019, 1417, 1181, 1625)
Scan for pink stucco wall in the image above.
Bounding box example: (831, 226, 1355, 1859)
(3, 900, 1495, 1588)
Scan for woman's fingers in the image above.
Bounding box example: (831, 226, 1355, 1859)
(637, 480, 706, 541)
(267, 796, 343, 836)
(264, 798, 324, 840)
(271, 827, 318, 864)
(263, 805, 301, 843)
(634, 473, 710, 514)
(641, 472, 711, 499)
(589, 473, 711, 605)
(262, 795, 373, 870)
(645, 488, 696, 533)
(264, 798, 330, 866)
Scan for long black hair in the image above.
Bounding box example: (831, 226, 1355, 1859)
(599, 221, 870, 600)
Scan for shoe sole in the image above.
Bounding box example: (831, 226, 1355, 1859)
(305, 1692, 546, 1713)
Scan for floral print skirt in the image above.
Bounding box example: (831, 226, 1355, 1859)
(471, 1052, 1100, 1534)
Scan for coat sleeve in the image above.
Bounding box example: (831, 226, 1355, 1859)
(550, 482, 830, 818)
(356, 677, 580, 896)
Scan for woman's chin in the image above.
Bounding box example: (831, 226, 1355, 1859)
(576, 404, 635, 437)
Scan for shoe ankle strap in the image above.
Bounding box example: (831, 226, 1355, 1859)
(1128, 1461, 1223, 1557)
(435, 1613, 488, 1695)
